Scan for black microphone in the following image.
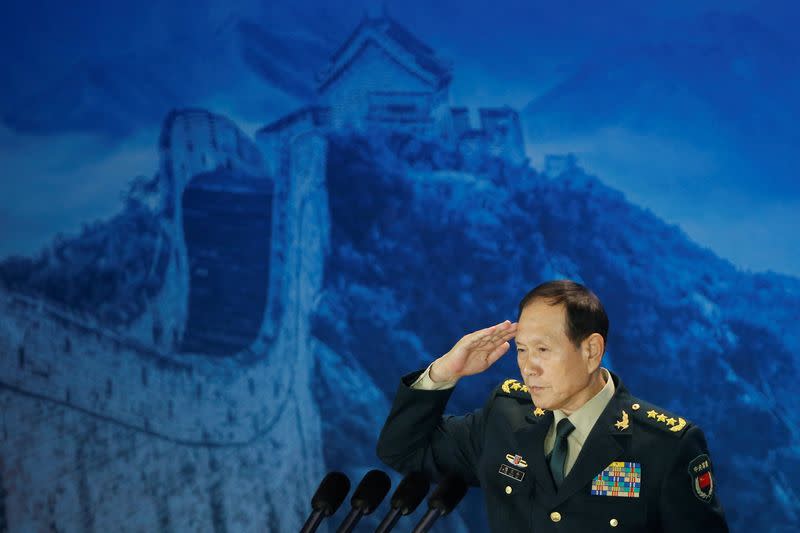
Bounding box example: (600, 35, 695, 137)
(374, 471, 431, 533)
(299, 472, 351, 533)
(335, 469, 392, 533)
(411, 474, 468, 533)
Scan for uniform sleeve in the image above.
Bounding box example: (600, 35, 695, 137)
(659, 425, 729, 532)
(410, 362, 459, 390)
(375, 370, 491, 487)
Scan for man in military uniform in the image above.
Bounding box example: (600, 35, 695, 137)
(376, 280, 728, 532)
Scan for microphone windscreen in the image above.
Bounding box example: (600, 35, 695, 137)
(351, 469, 392, 514)
(311, 472, 351, 515)
(391, 471, 431, 515)
(428, 474, 468, 515)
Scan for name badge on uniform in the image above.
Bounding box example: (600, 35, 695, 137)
(498, 464, 525, 482)
(498, 452, 527, 482)
(591, 461, 641, 497)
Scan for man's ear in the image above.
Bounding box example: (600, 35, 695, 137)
(583, 333, 605, 369)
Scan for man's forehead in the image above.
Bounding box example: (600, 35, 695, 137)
(515, 332, 558, 344)
(519, 301, 565, 325)
(515, 313, 563, 341)
(516, 304, 566, 343)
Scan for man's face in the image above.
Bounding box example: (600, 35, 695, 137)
(515, 299, 596, 413)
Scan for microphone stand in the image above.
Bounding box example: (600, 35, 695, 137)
(374, 508, 401, 533)
(299, 509, 325, 533)
(336, 508, 365, 533)
(411, 508, 443, 533)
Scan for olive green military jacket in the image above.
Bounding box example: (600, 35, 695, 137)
(376, 369, 728, 532)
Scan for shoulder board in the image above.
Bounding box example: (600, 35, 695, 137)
(495, 378, 533, 401)
(627, 398, 692, 437)
(494, 378, 547, 419)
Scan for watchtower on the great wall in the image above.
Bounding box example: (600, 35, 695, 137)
(257, 13, 527, 167)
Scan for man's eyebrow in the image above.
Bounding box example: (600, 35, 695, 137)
(515, 335, 553, 345)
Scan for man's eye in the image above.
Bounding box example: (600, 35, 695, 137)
(538, 347, 548, 352)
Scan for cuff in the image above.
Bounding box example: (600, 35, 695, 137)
(409, 362, 458, 390)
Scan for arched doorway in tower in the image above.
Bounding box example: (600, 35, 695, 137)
(180, 168, 274, 355)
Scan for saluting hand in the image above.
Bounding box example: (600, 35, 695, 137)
(429, 320, 518, 383)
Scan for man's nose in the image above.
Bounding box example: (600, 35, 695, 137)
(520, 356, 542, 377)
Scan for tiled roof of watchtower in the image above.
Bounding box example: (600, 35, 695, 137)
(317, 15, 452, 91)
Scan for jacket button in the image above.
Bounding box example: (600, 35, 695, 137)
(632, 403, 640, 411)
(550, 511, 561, 522)
(505, 486, 512, 494)
(610, 518, 619, 527)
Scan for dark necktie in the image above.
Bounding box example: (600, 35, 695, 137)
(548, 418, 575, 488)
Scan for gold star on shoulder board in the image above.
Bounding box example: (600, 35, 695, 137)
(634, 405, 690, 435)
(533, 407, 545, 416)
(510, 382, 522, 391)
(670, 417, 687, 432)
(501, 379, 517, 394)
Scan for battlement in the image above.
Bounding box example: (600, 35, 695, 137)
(158, 109, 264, 218)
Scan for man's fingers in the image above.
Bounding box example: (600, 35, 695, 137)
(445, 321, 516, 377)
(485, 320, 514, 332)
(483, 320, 516, 338)
(469, 320, 512, 340)
(486, 341, 511, 366)
(482, 322, 517, 345)
(500, 330, 517, 344)
(469, 321, 516, 344)
(459, 321, 517, 366)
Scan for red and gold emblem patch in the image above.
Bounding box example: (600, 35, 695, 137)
(689, 454, 714, 502)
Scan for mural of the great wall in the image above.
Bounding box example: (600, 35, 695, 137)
(1, 10, 799, 533)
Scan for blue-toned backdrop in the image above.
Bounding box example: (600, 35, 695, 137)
(1, 1, 798, 532)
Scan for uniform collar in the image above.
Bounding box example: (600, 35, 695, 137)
(552, 367, 615, 448)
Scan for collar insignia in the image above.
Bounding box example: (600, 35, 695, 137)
(614, 410, 630, 431)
